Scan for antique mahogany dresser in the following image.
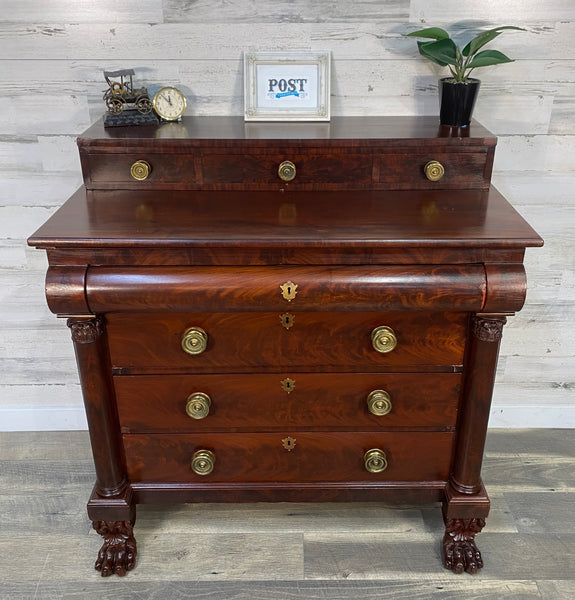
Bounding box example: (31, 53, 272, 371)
(28, 116, 542, 576)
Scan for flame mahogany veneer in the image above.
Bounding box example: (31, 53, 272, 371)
(28, 116, 542, 577)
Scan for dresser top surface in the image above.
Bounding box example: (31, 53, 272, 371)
(78, 116, 496, 148)
(29, 187, 542, 252)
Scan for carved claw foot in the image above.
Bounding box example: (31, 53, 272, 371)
(93, 520, 137, 576)
(442, 518, 485, 574)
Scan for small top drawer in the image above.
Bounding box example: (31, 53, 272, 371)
(80, 152, 198, 189)
(376, 152, 491, 190)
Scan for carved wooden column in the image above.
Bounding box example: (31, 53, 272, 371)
(452, 314, 507, 493)
(442, 313, 507, 574)
(67, 316, 136, 576)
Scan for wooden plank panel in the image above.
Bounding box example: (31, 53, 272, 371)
(0, 580, 543, 600)
(2, 22, 574, 61)
(164, 0, 409, 23)
(410, 0, 575, 21)
(5, 0, 163, 23)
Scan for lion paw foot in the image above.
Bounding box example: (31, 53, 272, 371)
(443, 518, 485, 575)
(93, 520, 137, 577)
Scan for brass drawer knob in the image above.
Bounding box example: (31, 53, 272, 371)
(364, 448, 388, 473)
(181, 326, 208, 355)
(186, 392, 211, 419)
(367, 390, 392, 416)
(371, 326, 397, 354)
(424, 160, 445, 181)
(278, 160, 296, 182)
(191, 449, 215, 475)
(130, 160, 151, 181)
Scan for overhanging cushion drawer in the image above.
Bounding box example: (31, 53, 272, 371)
(86, 265, 486, 313)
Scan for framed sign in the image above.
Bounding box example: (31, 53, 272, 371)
(244, 51, 331, 121)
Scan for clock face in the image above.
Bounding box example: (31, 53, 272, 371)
(153, 87, 187, 121)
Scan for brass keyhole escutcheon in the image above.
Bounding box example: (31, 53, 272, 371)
(281, 377, 296, 394)
(130, 160, 151, 181)
(280, 281, 298, 302)
(191, 449, 215, 475)
(424, 160, 445, 182)
(367, 390, 392, 416)
(186, 392, 211, 419)
(280, 313, 295, 330)
(364, 448, 388, 473)
(282, 436, 296, 451)
(181, 326, 208, 355)
(278, 160, 296, 182)
(371, 326, 397, 354)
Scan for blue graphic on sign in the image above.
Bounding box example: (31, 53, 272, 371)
(275, 90, 300, 98)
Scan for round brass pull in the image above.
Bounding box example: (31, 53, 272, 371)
(130, 160, 151, 181)
(278, 160, 296, 182)
(424, 160, 445, 181)
(186, 392, 211, 419)
(364, 448, 388, 473)
(191, 449, 215, 475)
(181, 326, 208, 355)
(367, 390, 392, 416)
(371, 326, 397, 354)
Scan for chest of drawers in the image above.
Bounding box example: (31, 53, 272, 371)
(28, 116, 542, 577)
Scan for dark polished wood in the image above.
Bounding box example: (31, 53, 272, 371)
(123, 431, 455, 483)
(114, 372, 461, 432)
(106, 311, 467, 371)
(78, 116, 496, 192)
(28, 116, 542, 576)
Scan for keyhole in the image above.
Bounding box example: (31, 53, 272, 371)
(280, 313, 295, 330)
(282, 436, 296, 451)
(280, 281, 298, 301)
(281, 378, 296, 393)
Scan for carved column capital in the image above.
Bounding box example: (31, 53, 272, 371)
(472, 315, 507, 343)
(67, 317, 104, 344)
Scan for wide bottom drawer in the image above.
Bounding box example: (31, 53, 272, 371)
(123, 432, 454, 483)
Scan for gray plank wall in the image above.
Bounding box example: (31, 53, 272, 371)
(0, 1, 573, 431)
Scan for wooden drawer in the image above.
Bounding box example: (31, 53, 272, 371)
(123, 431, 455, 483)
(81, 153, 198, 188)
(106, 311, 468, 371)
(86, 265, 486, 313)
(115, 372, 462, 432)
(201, 152, 372, 186)
(376, 152, 490, 190)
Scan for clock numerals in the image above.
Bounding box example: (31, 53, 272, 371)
(153, 86, 187, 121)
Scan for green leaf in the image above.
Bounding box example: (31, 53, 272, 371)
(462, 26, 525, 57)
(466, 49, 514, 68)
(406, 27, 450, 40)
(417, 38, 459, 67)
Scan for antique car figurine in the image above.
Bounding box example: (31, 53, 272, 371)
(103, 69, 153, 115)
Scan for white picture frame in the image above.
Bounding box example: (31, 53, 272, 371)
(244, 51, 331, 122)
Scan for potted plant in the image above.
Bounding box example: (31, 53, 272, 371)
(406, 26, 524, 127)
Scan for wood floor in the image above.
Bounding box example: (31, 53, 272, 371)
(1, 429, 574, 599)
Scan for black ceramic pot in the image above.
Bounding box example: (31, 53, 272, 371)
(439, 78, 480, 127)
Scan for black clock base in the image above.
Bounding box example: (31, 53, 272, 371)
(104, 111, 159, 128)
